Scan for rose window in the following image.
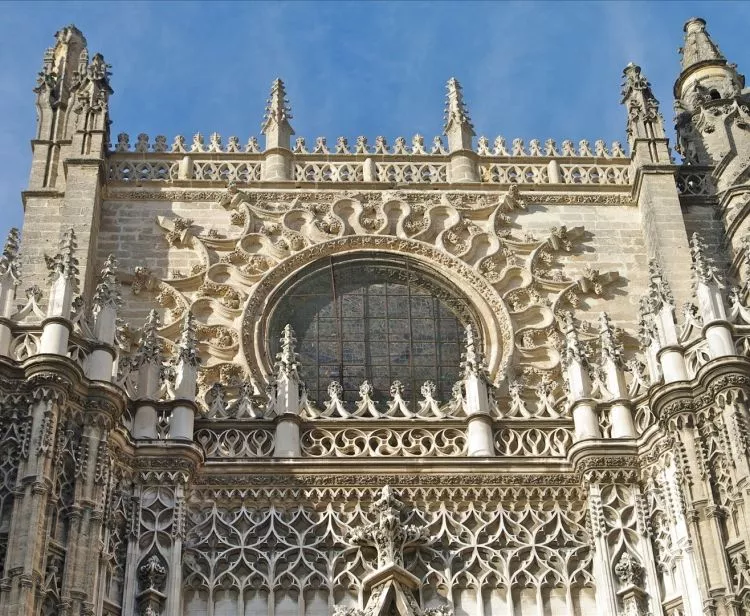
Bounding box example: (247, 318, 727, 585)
(268, 255, 473, 407)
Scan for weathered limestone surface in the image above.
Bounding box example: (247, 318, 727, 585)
(3, 16, 750, 616)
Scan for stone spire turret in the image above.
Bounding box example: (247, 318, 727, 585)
(680, 17, 725, 73)
(459, 324, 493, 456)
(620, 63, 667, 154)
(132, 310, 163, 439)
(443, 77, 475, 152)
(262, 78, 294, 150)
(261, 78, 294, 180)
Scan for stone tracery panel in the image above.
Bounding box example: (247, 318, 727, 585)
(181, 485, 595, 616)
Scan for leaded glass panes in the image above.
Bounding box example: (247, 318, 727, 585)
(269, 258, 467, 406)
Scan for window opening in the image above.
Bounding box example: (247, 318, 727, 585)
(268, 256, 468, 407)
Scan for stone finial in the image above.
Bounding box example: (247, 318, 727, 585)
(460, 324, 486, 378)
(46, 228, 79, 284)
(261, 78, 294, 150)
(93, 254, 122, 311)
(620, 63, 664, 146)
(560, 311, 587, 368)
(0, 228, 21, 283)
(647, 258, 675, 310)
(599, 312, 624, 367)
(680, 18, 725, 72)
(689, 232, 722, 288)
(134, 310, 162, 367)
(443, 77, 475, 152)
(177, 311, 199, 368)
(274, 324, 301, 380)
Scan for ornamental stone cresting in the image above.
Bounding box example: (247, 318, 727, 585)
(3, 16, 750, 616)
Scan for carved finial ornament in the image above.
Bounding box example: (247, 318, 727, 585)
(93, 254, 122, 310)
(0, 228, 21, 283)
(177, 311, 199, 367)
(443, 77, 475, 136)
(689, 232, 722, 288)
(133, 310, 162, 367)
(261, 78, 294, 135)
(274, 324, 301, 379)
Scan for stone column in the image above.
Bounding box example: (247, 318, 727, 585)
(641, 260, 688, 383)
(132, 311, 163, 439)
(171, 312, 199, 440)
(39, 228, 78, 356)
(85, 255, 121, 382)
(444, 78, 479, 183)
(690, 233, 735, 358)
(0, 229, 21, 357)
(560, 312, 600, 440)
(272, 325, 303, 457)
(261, 79, 294, 181)
(460, 326, 494, 456)
(599, 313, 636, 438)
(621, 63, 693, 306)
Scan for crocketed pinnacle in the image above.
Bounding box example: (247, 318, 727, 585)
(0, 228, 21, 282)
(177, 311, 199, 367)
(274, 324, 301, 379)
(46, 228, 79, 285)
(93, 254, 122, 310)
(460, 324, 486, 378)
(134, 309, 162, 366)
(689, 232, 721, 287)
(443, 77, 475, 136)
(647, 259, 674, 310)
(261, 78, 294, 135)
(599, 312, 623, 366)
(680, 18, 725, 72)
(560, 311, 586, 368)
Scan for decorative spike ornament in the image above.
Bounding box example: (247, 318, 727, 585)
(92, 254, 122, 311)
(275, 324, 301, 380)
(460, 324, 486, 379)
(620, 63, 665, 150)
(0, 228, 21, 284)
(599, 312, 624, 367)
(689, 233, 722, 289)
(134, 310, 162, 368)
(443, 77, 475, 153)
(647, 259, 675, 311)
(261, 78, 294, 150)
(42, 228, 79, 324)
(176, 311, 199, 368)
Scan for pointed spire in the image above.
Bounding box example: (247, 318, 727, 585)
(443, 77, 475, 152)
(274, 324, 301, 380)
(560, 311, 587, 368)
(46, 228, 79, 285)
(681, 18, 725, 72)
(689, 232, 722, 288)
(177, 311, 199, 367)
(134, 309, 162, 367)
(460, 324, 486, 378)
(261, 78, 294, 150)
(0, 228, 21, 283)
(646, 258, 675, 311)
(599, 312, 624, 367)
(620, 63, 665, 148)
(93, 254, 122, 310)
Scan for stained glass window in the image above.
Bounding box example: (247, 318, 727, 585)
(268, 257, 469, 407)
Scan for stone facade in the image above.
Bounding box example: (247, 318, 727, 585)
(2, 16, 750, 616)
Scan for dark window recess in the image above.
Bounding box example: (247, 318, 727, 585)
(269, 258, 468, 407)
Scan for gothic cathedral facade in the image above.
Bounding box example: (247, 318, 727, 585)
(1, 16, 750, 616)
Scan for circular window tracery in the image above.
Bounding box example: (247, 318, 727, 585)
(268, 255, 475, 407)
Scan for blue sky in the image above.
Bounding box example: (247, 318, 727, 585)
(1, 1, 748, 242)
